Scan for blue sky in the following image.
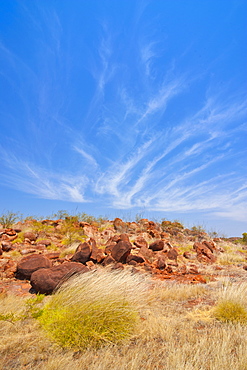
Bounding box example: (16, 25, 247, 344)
(0, 1, 246, 236)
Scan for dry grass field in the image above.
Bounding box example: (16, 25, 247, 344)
(1, 269, 247, 370)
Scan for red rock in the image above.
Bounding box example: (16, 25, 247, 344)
(166, 266, 173, 273)
(188, 266, 199, 274)
(90, 241, 105, 263)
(183, 251, 196, 260)
(36, 239, 51, 246)
(113, 218, 127, 233)
(179, 265, 187, 274)
(134, 236, 148, 249)
(126, 254, 145, 264)
(1, 242, 13, 252)
(160, 232, 170, 239)
(24, 232, 37, 242)
(149, 240, 164, 251)
(71, 242, 92, 264)
(119, 233, 130, 243)
(138, 246, 154, 263)
(111, 241, 131, 263)
(86, 260, 95, 269)
(167, 248, 178, 261)
(202, 240, 216, 253)
(148, 230, 161, 238)
(30, 262, 89, 294)
(5, 229, 17, 236)
(20, 248, 37, 255)
(45, 252, 60, 259)
(0, 247, 2, 256)
(156, 255, 167, 270)
(128, 260, 138, 266)
(193, 242, 217, 263)
(102, 255, 116, 266)
(16, 254, 52, 280)
(105, 243, 116, 255)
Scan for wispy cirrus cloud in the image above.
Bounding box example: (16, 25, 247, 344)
(0, 2, 246, 234)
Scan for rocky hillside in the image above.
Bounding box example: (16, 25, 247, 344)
(0, 216, 247, 295)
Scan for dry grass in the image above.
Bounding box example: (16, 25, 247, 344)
(1, 271, 247, 369)
(217, 242, 247, 266)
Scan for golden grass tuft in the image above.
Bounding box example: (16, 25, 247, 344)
(38, 269, 149, 349)
(213, 300, 247, 323)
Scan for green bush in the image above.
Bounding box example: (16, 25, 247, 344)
(213, 300, 247, 324)
(38, 269, 148, 349)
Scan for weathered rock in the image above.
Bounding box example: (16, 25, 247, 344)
(30, 262, 89, 294)
(156, 255, 167, 270)
(138, 245, 154, 263)
(111, 241, 132, 263)
(102, 255, 116, 266)
(36, 239, 51, 247)
(24, 232, 37, 242)
(149, 240, 164, 251)
(1, 242, 14, 252)
(4, 228, 17, 236)
(0, 246, 2, 256)
(105, 243, 116, 255)
(86, 260, 96, 269)
(193, 242, 216, 263)
(111, 262, 124, 270)
(16, 254, 52, 280)
(167, 248, 178, 261)
(90, 242, 105, 263)
(202, 240, 216, 253)
(134, 236, 148, 249)
(45, 252, 60, 260)
(113, 218, 127, 233)
(183, 251, 196, 260)
(20, 248, 37, 255)
(71, 242, 92, 264)
(126, 254, 145, 264)
(119, 233, 130, 243)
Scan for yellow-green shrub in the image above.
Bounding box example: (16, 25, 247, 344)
(38, 269, 148, 349)
(214, 300, 247, 324)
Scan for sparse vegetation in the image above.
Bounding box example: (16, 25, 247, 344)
(1, 278, 247, 369)
(0, 211, 20, 228)
(191, 224, 206, 233)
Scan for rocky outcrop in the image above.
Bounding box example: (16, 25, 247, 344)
(1, 217, 237, 296)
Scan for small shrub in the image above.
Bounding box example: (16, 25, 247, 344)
(191, 225, 206, 233)
(38, 269, 148, 349)
(61, 231, 87, 246)
(242, 233, 247, 244)
(213, 300, 247, 324)
(32, 221, 54, 234)
(0, 211, 19, 228)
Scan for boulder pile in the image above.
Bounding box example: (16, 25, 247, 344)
(0, 217, 243, 295)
